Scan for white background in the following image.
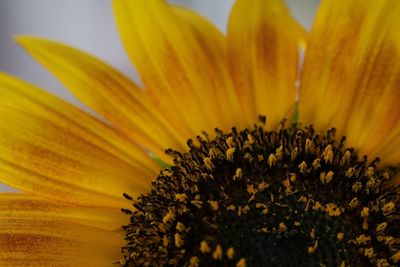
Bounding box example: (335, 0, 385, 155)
(0, 0, 319, 192)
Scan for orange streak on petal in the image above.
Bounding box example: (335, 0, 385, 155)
(0, 219, 123, 267)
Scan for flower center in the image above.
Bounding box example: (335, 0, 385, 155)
(120, 117, 400, 267)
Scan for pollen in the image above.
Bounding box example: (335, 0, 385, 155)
(212, 244, 223, 260)
(176, 222, 186, 232)
(337, 232, 344, 241)
(376, 222, 387, 232)
(188, 256, 199, 267)
(162, 235, 169, 247)
(233, 168, 243, 180)
(236, 258, 247, 267)
(355, 235, 371, 245)
(278, 222, 287, 232)
(276, 145, 283, 160)
(174, 233, 184, 248)
(307, 241, 318, 254)
(226, 247, 235, 259)
(208, 200, 219, 211)
(341, 150, 352, 165)
(325, 203, 341, 217)
(391, 251, 400, 263)
(345, 167, 356, 178)
(312, 201, 323, 211)
(305, 138, 314, 154)
(246, 184, 256, 195)
(377, 258, 390, 267)
(320, 170, 334, 184)
(121, 118, 400, 266)
(162, 209, 175, 224)
(226, 147, 236, 160)
(349, 197, 359, 209)
(322, 144, 334, 163)
(247, 134, 255, 145)
(364, 247, 374, 258)
(360, 207, 370, 218)
(268, 153, 277, 167)
(226, 136, 235, 148)
(200, 240, 211, 254)
(298, 161, 307, 173)
(382, 202, 395, 215)
(175, 193, 187, 202)
(203, 157, 214, 170)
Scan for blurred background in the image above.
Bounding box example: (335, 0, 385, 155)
(0, 0, 319, 192)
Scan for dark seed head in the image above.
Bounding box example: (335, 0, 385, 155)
(120, 119, 400, 267)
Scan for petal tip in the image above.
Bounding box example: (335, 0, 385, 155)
(13, 35, 36, 46)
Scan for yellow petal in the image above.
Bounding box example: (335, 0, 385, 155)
(0, 193, 127, 230)
(113, 0, 230, 136)
(227, 0, 305, 127)
(0, 215, 123, 266)
(15, 36, 186, 159)
(300, 0, 400, 163)
(171, 5, 244, 130)
(0, 72, 159, 175)
(0, 74, 155, 207)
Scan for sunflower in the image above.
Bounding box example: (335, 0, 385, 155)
(1, 0, 400, 266)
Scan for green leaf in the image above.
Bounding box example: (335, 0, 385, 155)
(291, 100, 300, 123)
(149, 152, 171, 169)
